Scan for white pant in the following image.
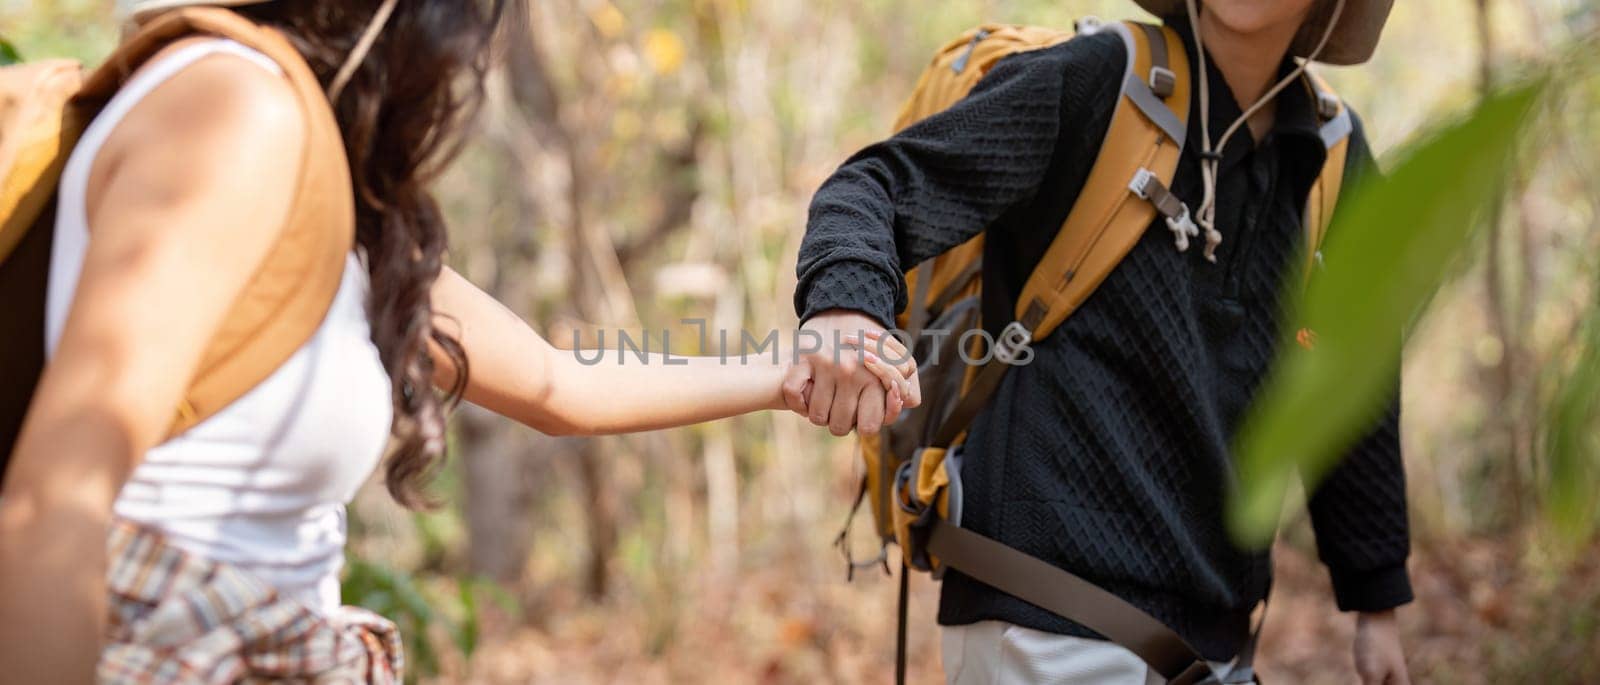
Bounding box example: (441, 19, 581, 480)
(942, 622, 1248, 684)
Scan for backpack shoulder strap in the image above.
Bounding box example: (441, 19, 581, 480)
(929, 19, 1190, 447)
(1009, 20, 1191, 349)
(84, 8, 356, 437)
(0, 59, 85, 471)
(0, 60, 86, 265)
(1303, 69, 1351, 278)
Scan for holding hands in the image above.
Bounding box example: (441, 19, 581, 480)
(782, 309, 922, 437)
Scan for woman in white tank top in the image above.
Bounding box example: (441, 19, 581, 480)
(0, 1, 919, 681)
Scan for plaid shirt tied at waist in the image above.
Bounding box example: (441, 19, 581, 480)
(99, 520, 403, 684)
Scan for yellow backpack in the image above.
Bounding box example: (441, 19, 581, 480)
(0, 8, 356, 475)
(838, 18, 1353, 684)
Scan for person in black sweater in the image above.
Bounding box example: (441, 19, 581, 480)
(783, 0, 1413, 683)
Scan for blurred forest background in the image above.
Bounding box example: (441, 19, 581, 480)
(6, 0, 1600, 682)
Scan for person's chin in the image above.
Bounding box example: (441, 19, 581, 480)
(1203, 0, 1313, 37)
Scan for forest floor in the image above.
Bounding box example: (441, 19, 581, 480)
(435, 534, 1600, 684)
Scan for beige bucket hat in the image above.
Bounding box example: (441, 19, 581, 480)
(123, 0, 275, 20)
(119, 0, 397, 100)
(1132, 0, 1394, 65)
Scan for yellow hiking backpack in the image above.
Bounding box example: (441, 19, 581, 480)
(838, 18, 1353, 684)
(0, 8, 356, 477)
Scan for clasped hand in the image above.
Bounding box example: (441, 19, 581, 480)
(781, 310, 923, 436)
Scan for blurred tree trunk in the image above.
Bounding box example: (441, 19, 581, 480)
(498, 0, 707, 600)
(513, 11, 628, 602)
(1475, 0, 1534, 527)
(575, 440, 620, 599)
(456, 44, 561, 587)
(460, 407, 563, 583)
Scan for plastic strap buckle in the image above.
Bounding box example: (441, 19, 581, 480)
(1164, 205, 1199, 253)
(1149, 65, 1176, 99)
(1129, 167, 1157, 200)
(893, 459, 923, 515)
(951, 29, 992, 74)
(1130, 168, 1199, 252)
(993, 321, 1033, 366)
(1316, 91, 1342, 120)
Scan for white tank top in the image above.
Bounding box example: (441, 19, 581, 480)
(45, 39, 393, 612)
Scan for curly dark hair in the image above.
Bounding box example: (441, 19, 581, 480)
(238, 0, 508, 507)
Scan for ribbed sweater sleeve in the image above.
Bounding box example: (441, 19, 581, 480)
(794, 35, 1123, 326)
(1306, 114, 1415, 612)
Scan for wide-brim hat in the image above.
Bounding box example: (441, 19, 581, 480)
(1132, 0, 1394, 65)
(122, 0, 275, 20)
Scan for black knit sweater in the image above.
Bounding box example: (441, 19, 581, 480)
(796, 18, 1412, 661)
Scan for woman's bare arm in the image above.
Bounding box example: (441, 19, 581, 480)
(429, 267, 915, 437)
(0, 52, 304, 682)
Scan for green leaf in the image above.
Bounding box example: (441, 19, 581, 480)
(453, 581, 480, 657)
(1228, 77, 1549, 546)
(341, 559, 452, 679)
(0, 38, 20, 66)
(1536, 48, 1600, 546)
(1544, 285, 1600, 542)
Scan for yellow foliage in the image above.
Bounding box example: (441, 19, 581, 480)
(588, 1, 627, 40)
(643, 28, 686, 76)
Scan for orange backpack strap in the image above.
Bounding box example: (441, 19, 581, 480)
(1011, 20, 1191, 347)
(80, 8, 356, 437)
(0, 60, 86, 265)
(1303, 70, 1351, 280)
(928, 20, 1191, 450)
(0, 60, 87, 465)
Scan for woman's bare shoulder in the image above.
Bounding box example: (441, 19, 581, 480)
(73, 38, 316, 302)
(86, 37, 310, 239)
(92, 36, 309, 201)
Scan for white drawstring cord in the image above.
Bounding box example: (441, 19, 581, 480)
(1183, 0, 1347, 262)
(328, 0, 400, 102)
